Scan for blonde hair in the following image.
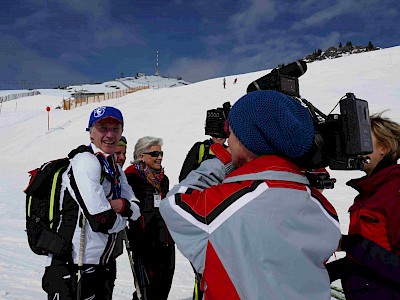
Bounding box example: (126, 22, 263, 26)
(370, 111, 400, 161)
(131, 136, 163, 164)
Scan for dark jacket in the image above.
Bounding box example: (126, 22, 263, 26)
(346, 159, 400, 254)
(179, 139, 216, 182)
(125, 164, 175, 300)
(327, 158, 400, 300)
(125, 165, 173, 254)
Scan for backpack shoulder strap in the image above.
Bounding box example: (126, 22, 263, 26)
(68, 145, 93, 159)
(68, 145, 109, 182)
(95, 154, 113, 188)
(198, 141, 212, 164)
(198, 143, 206, 164)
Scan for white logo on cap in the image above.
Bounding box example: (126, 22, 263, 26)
(94, 107, 106, 118)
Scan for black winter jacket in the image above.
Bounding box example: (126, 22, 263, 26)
(125, 165, 173, 256)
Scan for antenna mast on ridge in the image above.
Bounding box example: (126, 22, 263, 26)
(155, 50, 159, 76)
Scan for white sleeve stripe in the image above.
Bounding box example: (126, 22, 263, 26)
(208, 183, 268, 234)
(167, 195, 209, 232)
(307, 188, 340, 230)
(167, 182, 269, 234)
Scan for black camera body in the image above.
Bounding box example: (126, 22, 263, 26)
(205, 102, 231, 138)
(246, 60, 373, 174)
(298, 93, 372, 171)
(247, 60, 306, 97)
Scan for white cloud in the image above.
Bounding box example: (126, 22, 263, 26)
(61, 0, 109, 17)
(229, 0, 277, 41)
(291, 1, 353, 30)
(166, 57, 225, 82)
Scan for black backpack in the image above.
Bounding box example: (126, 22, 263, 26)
(24, 145, 93, 256)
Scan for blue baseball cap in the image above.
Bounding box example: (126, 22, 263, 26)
(86, 106, 124, 131)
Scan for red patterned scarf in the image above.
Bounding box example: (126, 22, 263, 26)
(134, 161, 165, 196)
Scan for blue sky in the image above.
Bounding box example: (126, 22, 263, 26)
(1, 0, 399, 89)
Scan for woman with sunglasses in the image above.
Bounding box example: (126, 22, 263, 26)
(125, 136, 174, 300)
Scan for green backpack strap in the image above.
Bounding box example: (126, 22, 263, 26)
(100, 172, 105, 185)
(198, 143, 212, 164)
(49, 166, 67, 229)
(198, 144, 205, 164)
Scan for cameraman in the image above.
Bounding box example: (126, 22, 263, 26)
(179, 101, 230, 183)
(161, 90, 341, 299)
(327, 112, 400, 300)
(178, 136, 227, 182)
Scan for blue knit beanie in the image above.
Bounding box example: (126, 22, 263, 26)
(228, 90, 314, 158)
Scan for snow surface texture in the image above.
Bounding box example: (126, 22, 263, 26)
(0, 46, 399, 299)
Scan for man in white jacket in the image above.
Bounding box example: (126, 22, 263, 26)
(42, 106, 140, 300)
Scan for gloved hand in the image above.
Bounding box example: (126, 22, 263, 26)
(210, 143, 231, 164)
(210, 143, 236, 174)
(110, 198, 133, 218)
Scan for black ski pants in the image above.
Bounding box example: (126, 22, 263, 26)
(132, 244, 175, 300)
(42, 263, 112, 300)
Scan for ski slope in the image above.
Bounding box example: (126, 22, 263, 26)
(0, 46, 399, 299)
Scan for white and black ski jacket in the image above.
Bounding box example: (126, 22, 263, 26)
(46, 143, 140, 266)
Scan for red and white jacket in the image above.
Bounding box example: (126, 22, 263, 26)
(160, 150, 341, 300)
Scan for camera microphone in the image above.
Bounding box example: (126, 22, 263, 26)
(278, 60, 307, 78)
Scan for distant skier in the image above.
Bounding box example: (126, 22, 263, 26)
(233, 78, 237, 84)
(223, 77, 226, 89)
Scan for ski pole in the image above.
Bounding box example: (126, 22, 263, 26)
(122, 229, 143, 300)
(77, 214, 86, 300)
(137, 257, 149, 300)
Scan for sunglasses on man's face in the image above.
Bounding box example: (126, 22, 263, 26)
(143, 151, 164, 157)
(95, 124, 122, 134)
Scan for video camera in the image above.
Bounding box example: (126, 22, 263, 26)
(205, 102, 231, 138)
(247, 60, 373, 188)
(247, 60, 306, 97)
